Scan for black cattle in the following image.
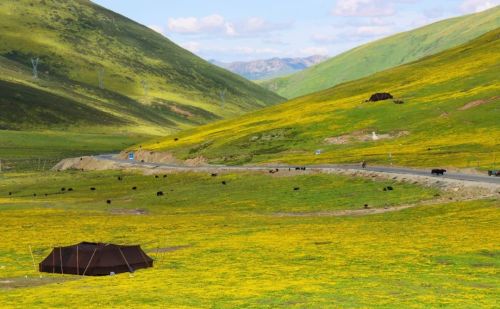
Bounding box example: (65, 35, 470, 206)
(61, 187, 66, 192)
(431, 169, 447, 176)
(33, 193, 37, 197)
(68, 188, 73, 192)
(364, 204, 369, 209)
(155, 175, 159, 179)
(8, 192, 12, 196)
(211, 173, 218, 177)
(174, 138, 179, 141)
(132, 187, 137, 190)
(222, 181, 227, 185)
(106, 200, 112, 204)
(294, 187, 300, 191)
(90, 187, 96, 191)
(156, 191, 164, 196)
(368, 93, 393, 102)
(163, 175, 167, 178)
(117, 176, 123, 181)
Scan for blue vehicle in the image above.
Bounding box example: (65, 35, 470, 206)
(488, 170, 500, 176)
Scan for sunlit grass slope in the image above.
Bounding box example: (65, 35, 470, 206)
(261, 6, 500, 99)
(0, 171, 497, 307)
(0, 0, 283, 132)
(142, 29, 500, 169)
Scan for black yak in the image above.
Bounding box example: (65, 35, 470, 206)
(368, 93, 393, 102)
(132, 187, 137, 190)
(61, 187, 66, 192)
(222, 181, 227, 185)
(431, 169, 447, 176)
(294, 187, 300, 191)
(90, 187, 96, 191)
(68, 188, 73, 192)
(106, 200, 111, 204)
(211, 173, 218, 177)
(157, 191, 164, 196)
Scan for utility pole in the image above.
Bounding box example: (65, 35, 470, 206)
(219, 88, 227, 108)
(31, 57, 39, 79)
(98, 68, 105, 89)
(141, 79, 148, 97)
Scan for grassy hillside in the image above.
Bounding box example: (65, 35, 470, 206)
(0, 170, 497, 307)
(140, 28, 500, 169)
(0, 0, 283, 169)
(262, 6, 500, 99)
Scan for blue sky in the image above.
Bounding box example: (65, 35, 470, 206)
(92, 0, 499, 62)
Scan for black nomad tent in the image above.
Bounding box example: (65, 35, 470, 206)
(39, 242, 153, 276)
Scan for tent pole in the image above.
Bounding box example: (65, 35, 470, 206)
(82, 247, 98, 276)
(59, 247, 64, 275)
(76, 245, 79, 276)
(52, 247, 55, 274)
(118, 247, 133, 273)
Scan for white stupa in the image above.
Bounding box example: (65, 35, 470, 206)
(372, 132, 379, 141)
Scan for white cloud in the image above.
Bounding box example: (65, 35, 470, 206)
(167, 14, 229, 34)
(167, 14, 289, 37)
(460, 0, 499, 13)
(333, 0, 395, 17)
(148, 25, 164, 34)
(180, 41, 201, 53)
(311, 33, 338, 43)
(355, 26, 392, 36)
(300, 46, 329, 56)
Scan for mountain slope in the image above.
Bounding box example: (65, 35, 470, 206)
(212, 56, 327, 81)
(0, 0, 284, 133)
(261, 6, 500, 99)
(139, 28, 500, 169)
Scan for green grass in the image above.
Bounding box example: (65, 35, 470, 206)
(0, 130, 148, 171)
(261, 6, 500, 99)
(142, 28, 500, 169)
(0, 0, 284, 133)
(0, 170, 497, 307)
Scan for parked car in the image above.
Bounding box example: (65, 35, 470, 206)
(488, 170, 500, 176)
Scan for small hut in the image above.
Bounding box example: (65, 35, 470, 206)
(39, 242, 153, 276)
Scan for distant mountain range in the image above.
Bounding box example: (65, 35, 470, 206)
(211, 55, 328, 81)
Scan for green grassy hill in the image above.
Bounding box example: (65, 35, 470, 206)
(141, 28, 500, 169)
(261, 6, 500, 99)
(0, 0, 283, 169)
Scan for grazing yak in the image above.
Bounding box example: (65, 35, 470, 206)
(368, 93, 393, 102)
(106, 200, 112, 204)
(132, 187, 137, 190)
(157, 191, 164, 196)
(211, 173, 218, 177)
(294, 187, 300, 191)
(90, 187, 96, 191)
(431, 169, 447, 176)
